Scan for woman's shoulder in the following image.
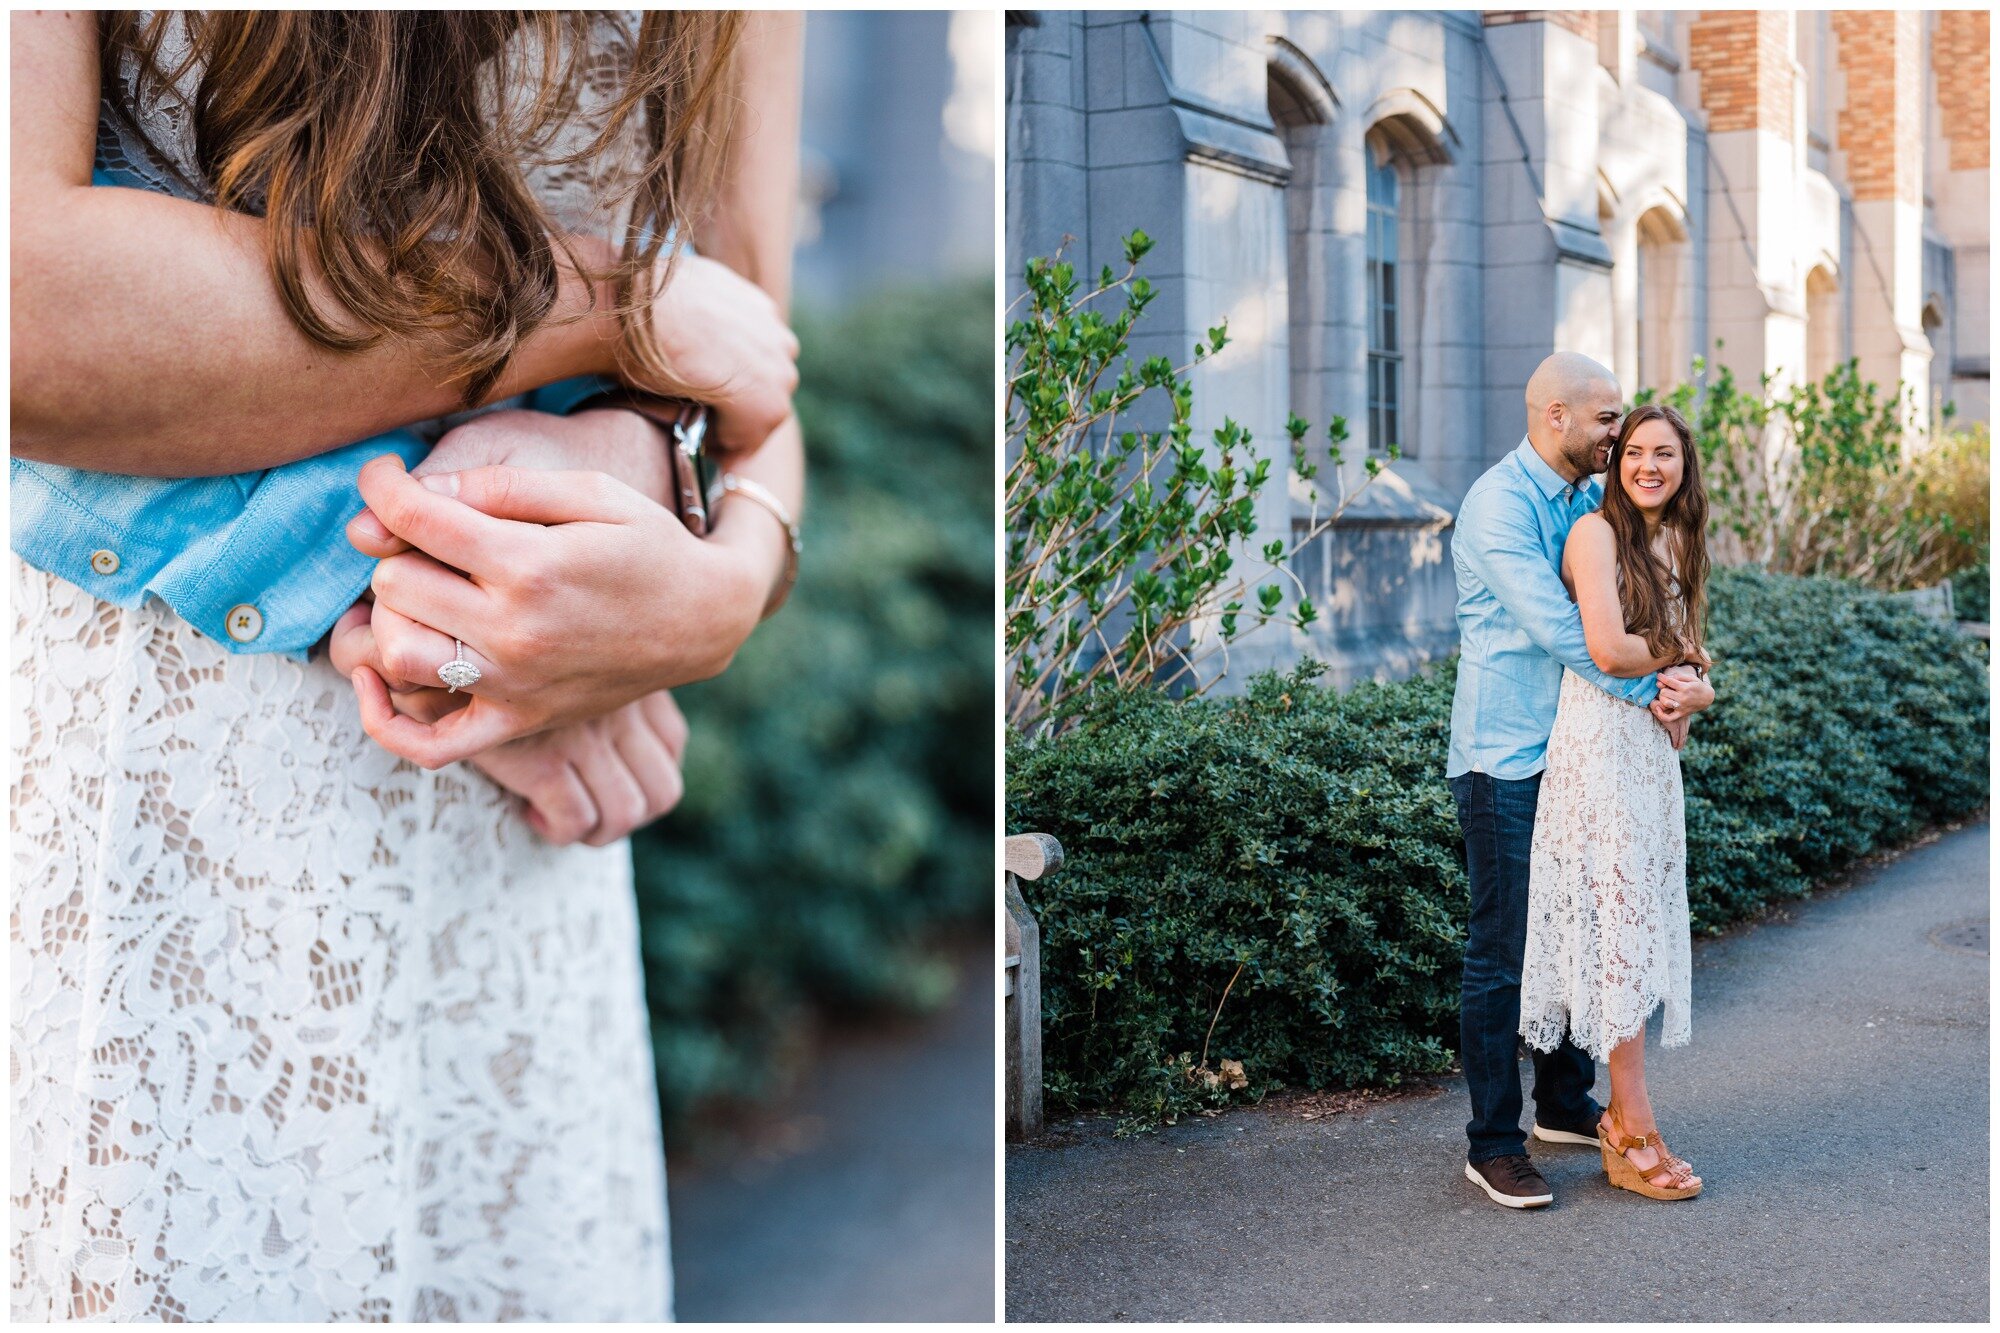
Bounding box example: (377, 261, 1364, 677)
(1566, 509, 1612, 548)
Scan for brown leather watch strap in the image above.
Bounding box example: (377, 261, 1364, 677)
(568, 388, 711, 535)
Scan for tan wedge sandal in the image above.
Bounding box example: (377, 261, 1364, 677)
(1597, 1109, 1703, 1201)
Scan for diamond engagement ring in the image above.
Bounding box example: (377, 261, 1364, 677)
(438, 640, 481, 693)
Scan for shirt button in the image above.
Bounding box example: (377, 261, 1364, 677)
(89, 549, 120, 576)
(225, 604, 264, 643)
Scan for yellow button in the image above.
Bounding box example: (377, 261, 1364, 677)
(225, 604, 264, 643)
(89, 549, 120, 576)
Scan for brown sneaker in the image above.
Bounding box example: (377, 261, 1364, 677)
(1464, 1154, 1553, 1209)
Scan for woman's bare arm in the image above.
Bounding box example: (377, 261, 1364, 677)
(10, 11, 619, 476)
(693, 11, 805, 318)
(1565, 514, 1683, 677)
(694, 10, 806, 587)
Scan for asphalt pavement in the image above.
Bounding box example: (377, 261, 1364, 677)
(1006, 821, 1989, 1322)
(670, 938, 996, 1322)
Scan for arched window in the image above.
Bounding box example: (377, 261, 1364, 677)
(1805, 264, 1841, 384)
(1267, 47, 1336, 456)
(1365, 146, 1403, 456)
(1922, 297, 1948, 430)
(1635, 205, 1691, 391)
(1359, 95, 1453, 461)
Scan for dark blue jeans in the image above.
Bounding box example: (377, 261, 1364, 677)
(1449, 770, 1599, 1163)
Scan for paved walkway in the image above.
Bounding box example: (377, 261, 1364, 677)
(1007, 822, 1989, 1322)
(668, 937, 995, 1322)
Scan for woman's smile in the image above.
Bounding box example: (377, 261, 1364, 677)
(1618, 417, 1685, 515)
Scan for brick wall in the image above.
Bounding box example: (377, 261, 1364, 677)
(1934, 10, 1991, 172)
(1834, 11, 1922, 203)
(1688, 11, 1793, 134)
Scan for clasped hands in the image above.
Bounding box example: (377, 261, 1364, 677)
(1650, 638, 1715, 751)
(328, 407, 783, 846)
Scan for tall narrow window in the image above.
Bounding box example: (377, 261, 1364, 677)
(1805, 265, 1840, 384)
(1366, 150, 1402, 454)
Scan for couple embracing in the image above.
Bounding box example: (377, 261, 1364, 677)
(1449, 352, 1716, 1210)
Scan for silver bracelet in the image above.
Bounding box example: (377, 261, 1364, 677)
(708, 473, 800, 618)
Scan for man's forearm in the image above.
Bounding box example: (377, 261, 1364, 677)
(11, 186, 619, 476)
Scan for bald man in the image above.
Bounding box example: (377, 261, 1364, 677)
(1446, 353, 1714, 1209)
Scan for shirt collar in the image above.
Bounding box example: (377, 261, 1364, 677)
(1513, 436, 1584, 502)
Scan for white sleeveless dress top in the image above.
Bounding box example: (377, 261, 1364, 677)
(12, 14, 672, 1321)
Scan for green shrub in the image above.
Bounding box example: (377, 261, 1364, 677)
(1640, 359, 1986, 590)
(1007, 568, 1989, 1126)
(1910, 423, 1989, 579)
(1952, 556, 1989, 623)
(633, 278, 993, 1131)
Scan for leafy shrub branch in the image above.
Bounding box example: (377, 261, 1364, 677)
(1006, 231, 1396, 735)
(1641, 355, 1984, 590)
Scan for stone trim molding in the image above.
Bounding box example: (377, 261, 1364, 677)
(1362, 87, 1458, 167)
(1267, 36, 1339, 127)
(1133, 12, 1293, 185)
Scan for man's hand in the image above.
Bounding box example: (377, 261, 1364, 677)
(469, 690, 690, 846)
(1650, 663, 1715, 727)
(637, 252, 799, 456)
(348, 408, 675, 557)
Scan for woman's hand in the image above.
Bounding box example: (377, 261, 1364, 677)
(634, 251, 799, 457)
(331, 601, 689, 843)
(342, 454, 775, 769)
(1650, 663, 1715, 727)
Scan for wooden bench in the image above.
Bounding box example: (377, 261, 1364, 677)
(1005, 832, 1062, 1142)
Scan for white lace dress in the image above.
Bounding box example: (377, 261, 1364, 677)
(1518, 620, 1693, 1065)
(12, 15, 671, 1322)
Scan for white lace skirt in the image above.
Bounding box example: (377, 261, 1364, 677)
(10, 556, 671, 1321)
(1519, 668, 1692, 1064)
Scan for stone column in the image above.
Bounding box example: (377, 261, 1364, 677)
(1930, 10, 1989, 423)
(1686, 11, 1809, 397)
(1005, 13, 1088, 310)
(1478, 12, 1613, 453)
(1831, 10, 1930, 434)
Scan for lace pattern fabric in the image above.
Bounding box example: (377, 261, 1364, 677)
(1518, 667, 1693, 1064)
(16, 13, 671, 1321)
(11, 558, 671, 1321)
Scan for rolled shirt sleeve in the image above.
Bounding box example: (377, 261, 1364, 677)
(11, 382, 620, 662)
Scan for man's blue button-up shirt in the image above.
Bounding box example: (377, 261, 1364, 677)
(1446, 437, 1659, 780)
(9, 168, 612, 661)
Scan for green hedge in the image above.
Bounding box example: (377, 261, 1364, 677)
(1006, 568, 1989, 1126)
(633, 278, 993, 1131)
(1952, 556, 1989, 623)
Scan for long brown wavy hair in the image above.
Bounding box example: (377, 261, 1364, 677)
(1598, 404, 1709, 661)
(100, 11, 746, 406)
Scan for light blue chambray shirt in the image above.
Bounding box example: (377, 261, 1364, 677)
(10, 168, 611, 661)
(1446, 437, 1660, 780)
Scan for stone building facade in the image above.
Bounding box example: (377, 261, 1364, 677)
(1006, 10, 1991, 685)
